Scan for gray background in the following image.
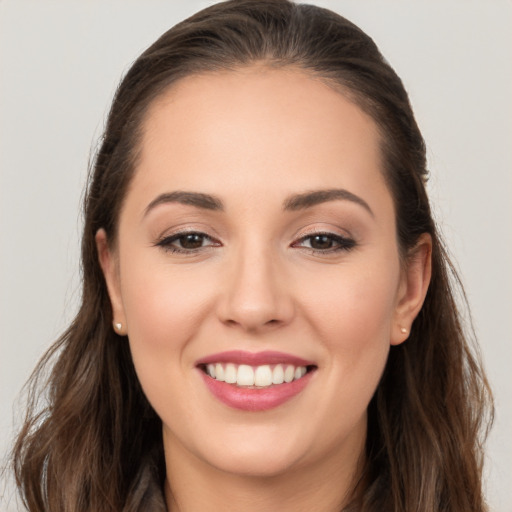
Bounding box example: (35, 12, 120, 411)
(1, 1, 511, 510)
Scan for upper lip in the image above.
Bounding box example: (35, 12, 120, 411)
(195, 350, 316, 367)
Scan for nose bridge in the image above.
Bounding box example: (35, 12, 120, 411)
(218, 237, 293, 331)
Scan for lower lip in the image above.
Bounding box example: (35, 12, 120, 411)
(199, 370, 314, 411)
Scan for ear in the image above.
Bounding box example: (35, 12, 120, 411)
(95, 228, 127, 335)
(391, 233, 432, 345)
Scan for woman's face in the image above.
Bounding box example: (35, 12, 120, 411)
(98, 67, 429, 480)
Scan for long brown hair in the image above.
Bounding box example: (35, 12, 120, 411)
(12, 1, 493, 510)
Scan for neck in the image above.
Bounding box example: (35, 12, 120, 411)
(163, 431, 365, 512)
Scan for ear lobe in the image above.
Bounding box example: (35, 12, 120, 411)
(95, 229, 126, 332)
(391, 233, 432, 345)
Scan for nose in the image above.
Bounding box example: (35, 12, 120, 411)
(216, 245, 295, 333)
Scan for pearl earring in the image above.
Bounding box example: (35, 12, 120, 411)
(114, 322, 123, 332)
(400, 327, 407, 334)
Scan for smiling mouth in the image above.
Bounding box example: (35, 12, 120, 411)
(196, 351, 318, 411)
(199, 363, 317, 388)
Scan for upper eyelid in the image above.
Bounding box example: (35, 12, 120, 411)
(293, 227, 353, 241)
(155, 226, 220, 242)
(296, 229, 346, 237)
(163, 229, 212, 238)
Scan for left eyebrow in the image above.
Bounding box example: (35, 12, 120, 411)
(283, 188, 374, 217)
(143, 191, 224, 217)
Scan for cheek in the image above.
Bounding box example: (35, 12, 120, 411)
(303, 254, 399, 344)
(299, 256, 399, 409)
(117, 254, 216, 408)
(120, 254, 212, 347)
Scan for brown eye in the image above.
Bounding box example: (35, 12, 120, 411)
(178, 233, 206, 249)
(156, 231, 220, 254)
(309, 235, 334, 250)
(293, 232, 356, 254)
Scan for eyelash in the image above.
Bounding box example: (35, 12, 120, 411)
(155, 231, 220, 254)
(155, 230, 356, 255)
(292, 232, 356, 254)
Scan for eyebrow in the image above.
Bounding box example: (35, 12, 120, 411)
(143, 187, 373, 218)
(144, 191, 224, 217)
(283, 188, 374, 217)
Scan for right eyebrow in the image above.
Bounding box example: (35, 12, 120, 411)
(283, 188, 374, 217)
(143, 191, 224, 218)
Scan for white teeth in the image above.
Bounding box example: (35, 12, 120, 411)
(294, 366, 307, 379)
(272, 364, 284, 384)
(224, 363, 237, 383)
(237, 365, 254, 386)
(205, 362, 309, 387)
(254, 365, 273, 387)
(215, 363, 224, 382)
(284, 365, 295, 383)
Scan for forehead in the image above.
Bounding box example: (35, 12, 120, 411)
(131, 66, 391, 215)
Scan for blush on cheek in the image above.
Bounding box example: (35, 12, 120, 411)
(124, 275, 196, 342)
(313, 291, 395, 350)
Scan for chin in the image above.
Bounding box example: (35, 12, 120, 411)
(183, 422, 307, 478)
(205, 446, 303, 478)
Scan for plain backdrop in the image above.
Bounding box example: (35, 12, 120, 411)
(1, 1, 511, 511)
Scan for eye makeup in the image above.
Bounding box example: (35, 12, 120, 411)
(155, 230, 221, 254)
(154, 228, 356, 258)
(292, 231, 356, 254)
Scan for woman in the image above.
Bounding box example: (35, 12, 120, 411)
(12, 1, 493, 510)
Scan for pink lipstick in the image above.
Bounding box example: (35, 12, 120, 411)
(196, 350, 316, 411)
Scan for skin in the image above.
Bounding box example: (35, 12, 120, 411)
(97, 66, 431, 512)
